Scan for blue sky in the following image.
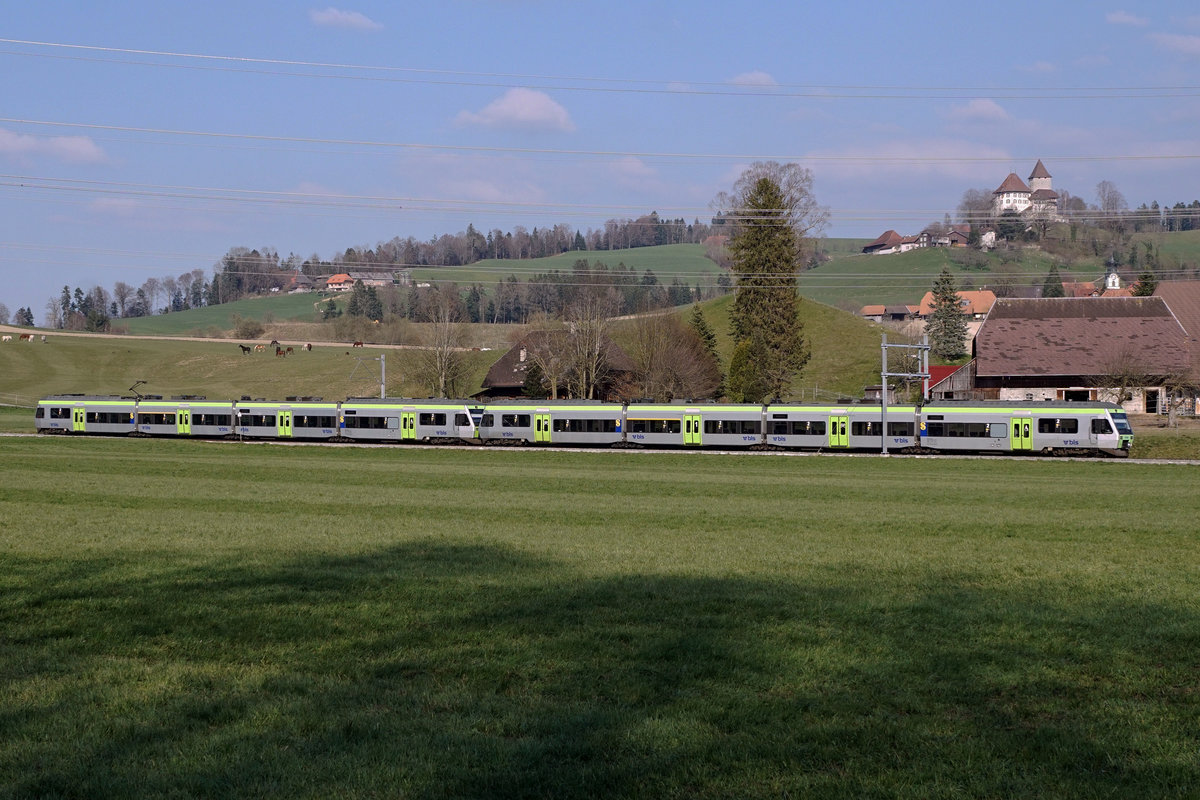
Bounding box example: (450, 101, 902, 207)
(3, 1, 1200, 315)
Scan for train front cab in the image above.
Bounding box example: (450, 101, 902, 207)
(1026, 403, 1130, 455)
(36, 395, 135, 435)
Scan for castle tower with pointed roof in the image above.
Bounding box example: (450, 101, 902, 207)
(992, 160, 1058, 219)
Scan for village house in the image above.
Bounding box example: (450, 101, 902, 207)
(477, 331, 636, 401)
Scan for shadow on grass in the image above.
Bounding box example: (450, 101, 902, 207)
(1, 543, 1196, 799)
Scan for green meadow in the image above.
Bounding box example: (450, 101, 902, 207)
(1, 438, 1196, 798)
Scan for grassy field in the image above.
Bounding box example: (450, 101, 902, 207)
(0, 336, 501, 405)
(119, 292, 327, 335)
(410, 243, 723, 287)
(1, 438, 1197, 798)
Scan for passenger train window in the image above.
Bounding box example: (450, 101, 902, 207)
(455, 414, 470, 427)
(1091, 418, 1113, 434)
(1038, 418, 1079, 434)
(502, 414, 530, 428)
(50, 407, 71, 419)
(481, 414, 494, 427)
(419, 412, 447, 426)
(887, 422, 915, 437)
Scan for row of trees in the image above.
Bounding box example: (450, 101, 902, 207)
(311, 215, 718, 274)
(0, 303, 35, 326)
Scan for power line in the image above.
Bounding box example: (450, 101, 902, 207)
(3, 38, 1198, 99)
(4, 117, 1197, 165)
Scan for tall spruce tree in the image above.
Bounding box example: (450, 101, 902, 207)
(927, 267, 968, 361)
(725, 173, 813, 400)
(1042, 265, 1066, 298)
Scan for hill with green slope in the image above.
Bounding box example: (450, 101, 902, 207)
(410, 243, 723, 287)
(2, 294, 890, 407)
(119, 292, 325, 335)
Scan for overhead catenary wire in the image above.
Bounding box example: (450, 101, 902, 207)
(3, 38, 1199, 100)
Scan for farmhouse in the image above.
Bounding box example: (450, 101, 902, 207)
(971, 296, 1190, 413)
(478, 331, 635, 401)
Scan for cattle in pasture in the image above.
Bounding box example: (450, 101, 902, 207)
(1, 335, 10, 343)
(352, 341, 364, 348)
(238, 344, 252, 354)
(254, 344, 265, 352)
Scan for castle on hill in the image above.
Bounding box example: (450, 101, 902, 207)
(992, 159, 1059, 219)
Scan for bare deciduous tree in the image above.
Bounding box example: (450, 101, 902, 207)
(626, 313, 722, 401)
(413, 291, 469, 397)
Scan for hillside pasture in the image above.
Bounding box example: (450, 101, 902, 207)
(119, 292, 326, 335)
(1, 439, 1197, 798)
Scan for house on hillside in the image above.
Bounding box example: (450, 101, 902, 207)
(862, 230, 921, 255)
(917, 290, 996, 320)
(859, 304, 917, 323)
(971, 296, 1191, 413)
(325, 273, 354, 292)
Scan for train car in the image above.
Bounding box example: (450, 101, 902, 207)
(137, 397, 235, 437)
(761, 405, 832, 449)
(339, 398, 476, 443)
(692, 404, 765, 448)
(35, 395, 136, 435)
(234, 399, 339, 440)
(916, 400, 1132, 456)
(477, 401, 623, 446)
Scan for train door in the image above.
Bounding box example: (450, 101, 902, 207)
(401, 410, 417, 441)
(829, 415, 848, 448)
(534, 413, 552, 443)
(1011, 417, 1032, 451)
(684, 414, 703, 446)
(177, 409, 192, 436)
(72, 407, 85, 433)
(277, 410, 293, 438)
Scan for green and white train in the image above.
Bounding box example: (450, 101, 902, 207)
(36, 395, 1134, 456)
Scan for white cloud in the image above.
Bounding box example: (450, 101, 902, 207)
(1149, 32, 1200, 56)
(729, 71, 778, 88)
(1021, 60, 1058, 74)
(1106, 10, 1149, 26)
(945, 99, 1010, 123)
(454, 88, 576, 133)
(0, 128, 106, 163)
(309, 8, 382, 30)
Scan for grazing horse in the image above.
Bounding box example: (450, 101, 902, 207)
(304, 343, 312, 352)
(270, 339, 280, 347)
(276, 347, 285, 357)
(254, 344, 265, 352)
(286, 346, 294, 355)
(1, 335, 10, 343)
(238, 344, 252, 354)
(19, 333, 33, 341)
(352, 341, 364, 348)
(40, 335, 46, 343)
